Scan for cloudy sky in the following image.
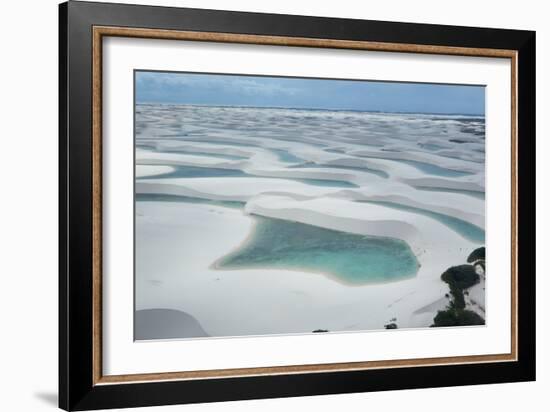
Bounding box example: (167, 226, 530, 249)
(135, 71, 485, 115)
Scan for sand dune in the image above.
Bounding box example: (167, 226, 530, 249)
(135, 309, 209, 340)
(134, 104, 485, 337)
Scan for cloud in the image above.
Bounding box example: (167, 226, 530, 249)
(135, 71, 484, 115)
(136, 72, 299, 98)
(231, 78, 298, 96)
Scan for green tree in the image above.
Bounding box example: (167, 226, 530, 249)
(467, 247, 485, 263)
(441, 264, 480, 310)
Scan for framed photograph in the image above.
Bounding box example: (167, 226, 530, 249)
(59, 1, 535, 410)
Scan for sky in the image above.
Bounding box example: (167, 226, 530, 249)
(135, 71, 485, 115)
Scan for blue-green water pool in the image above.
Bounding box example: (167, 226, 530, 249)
(359, 200, 485, 243)
(138, 165, 247, 179)
(359, 156, 473, 177)
(271, 148, 304, 163)
(135, 142, 248, 161)
(163, 149, 247, 161)
(137, 165, 358, 188)
(415, 186, 485, 200)
(289, 162, 389, 179)
(136, 193, 245, 209)
(215, 216, 419, 285)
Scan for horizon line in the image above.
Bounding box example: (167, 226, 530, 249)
(135, 102, 485, 117)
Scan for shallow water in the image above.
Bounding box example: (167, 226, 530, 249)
(216, 216, 419, 285)
(138, 165, 358, 187)
(137, 165, 247, 179)
(289, 162, 389, 179)
(291, 178, 358, 188)
(419, 143, 447, 151)
(174, 138, 259, 148)
(360, 157, 473, 177)
(135, 142, 248, 161)
(161, 149, 247, 161)
(324, 148, 347, 154)
(136, 193, 245, 209)
(415, 186, 485, 200)
(360, 200, 485, 243)
(271, 148, 304, 163)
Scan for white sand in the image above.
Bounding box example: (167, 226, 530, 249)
(134, 105, 486, 336)
(135, 201, 433, 335)
(136, 195, 479, 335)
(136, 164, 175, 178)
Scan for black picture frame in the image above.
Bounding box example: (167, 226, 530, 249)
(59, 1, 536, 410)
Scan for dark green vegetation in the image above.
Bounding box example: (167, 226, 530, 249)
(432, 309, 484, 327)
(467, 247, 485, 263)
(313, 329, 329, 333)
(432, 248, 485, 328)
(467, 247, 486, 271)
(441, 264, 480, 310)
(384, 323, 398, 330)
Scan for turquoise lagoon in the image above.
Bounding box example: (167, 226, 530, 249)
(136, 193, 245, 209)
(136, 194, 419, 284)
(137, 165, 358, 188)
(135, 142, 248, 160)
(160, 149, 247, 161)
(215, 216, 419, 285)
(387, 159, 473, 177)
(289, 162, 389, 179)
(271, 148, 304, 163)
(359, 200, 485, 243)
(415, 186, 485, 200)
(358, 156, 473, 177)
(137, 165, 247, 179)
